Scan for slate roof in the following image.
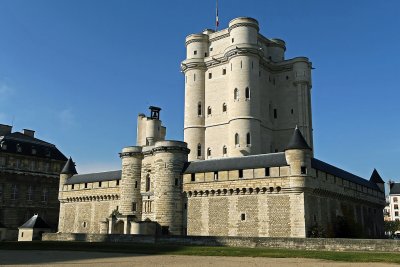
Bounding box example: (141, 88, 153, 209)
(0, 132, 67, 161)
(285, 127, 311, 150)
(19, 214, 51, 229)
(311, 158, 380, 190)
(61, 157, 78, 175)
(370, 169, 384, 184)
(390, 183, 400, 195)
(183, 152, 288, 174)
(65, 170, 122, 185)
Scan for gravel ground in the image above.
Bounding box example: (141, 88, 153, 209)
(0, 250, 397, 267)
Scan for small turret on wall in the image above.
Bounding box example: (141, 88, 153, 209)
(59, 157, 77, 198)
(284, 127, 312, 177)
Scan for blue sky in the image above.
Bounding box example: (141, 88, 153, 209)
(0, 0, 399, 181)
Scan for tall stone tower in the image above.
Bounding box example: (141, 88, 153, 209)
(182, 17, 313, 161)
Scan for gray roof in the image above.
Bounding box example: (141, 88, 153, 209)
(285, 127, 311, 150)
(183, 153, 287, 174)
(311, 158, 379, 190)
(370, 169, 384, 184)
(65, 170, 122, 185)
(61, 157, 78, 175)
(19, 214, 50, 229)
(390, 183, 400, 195)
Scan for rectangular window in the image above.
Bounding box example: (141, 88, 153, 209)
(204, 52, 208, 57)
(395, 204, 399, 210)
(85, 183, 88, 189)
(98, 182, 102, 187)
(71, 184, 74, 190)
(27, 185, 33, 201)
(191, 173, 195, 182)
(241, 213, 246, 221)
(194, 50, 197, 55)
(209, 73, 212, 79)
(175, 178, 178, 186)
(238, 169, 243, 179)
(274, 109, 277, 119)
(41, 188, 48, 202)
(396, 211, 399, 217)
(301, 166, 307, 175)
(214, 171, 218, 181)
(135, 181, 138, 188)
(11, 184, 18, 200)
(222, 69, 226, 75)
(116, 180, 120, 186)
(132, 202, 137, 212)
(265, 167, 270, 177)
(232, 38, 234, 43)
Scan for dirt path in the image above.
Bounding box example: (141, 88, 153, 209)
(0, 250, 397, 267)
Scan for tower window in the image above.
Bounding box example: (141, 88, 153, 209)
(207, 148, 211, 157)
(235, 133, 239, 146)
(245, 87, 250, 100)
(207, 106, 212, 115)
(240, 61, 242, 69)
(274, 109, 277, 119)
(301, 166, 307, 175)
(194, 50, 197, 55)
(214, 171, 218, 181)
(146, 175, 150, 192)
(238, 169, 243, 179)
(209, 73, 212, 79)
(222, 103, 227, 112)
(191, 173, 195, 182)
(291, 109, 294, 114)
(197, 102, 202, 116)
(232, 38, 234, 43)
(116, 180, 120, 186)
(234, 88, 239, 100)
(132, 202, 137, 212)
(222, 145, 227, 155)
(197, 144, 202, 157)
(98, 182, 102, 187)
(85, 183, 88, 189)
(222, 69, 226, 75)
(194, 74, 196, 81)
(241, 213, 246, 221)
(265, 167, 270, 176)
(175, 178, 179, 186)
(205, 52, 208, 57)
(135, 181, 138, 188)
(252, 61, 254, 69)
(246, 133, 251, 146)
(210, 47, 213, 51)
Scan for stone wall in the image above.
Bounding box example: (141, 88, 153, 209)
(43, 233, 400, 252)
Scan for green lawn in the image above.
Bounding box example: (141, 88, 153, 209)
(1, 241, 400, 264)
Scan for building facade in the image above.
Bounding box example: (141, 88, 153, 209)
(385, 182, 400, 221)
(0, 124, 67, 240)
(57, 17, 386, 238)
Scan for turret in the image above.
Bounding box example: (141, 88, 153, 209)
(284, 127, 312, 176)
(228, 17, 259, 45)
(370, 169, 385, 193)
(59, 157, 77, 196)
(136, 106, 166, 146)
(268, 38, 286, 62)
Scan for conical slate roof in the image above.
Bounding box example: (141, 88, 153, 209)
(19, 214, 51, 229)
(370, 169, 384, 184)
(61, 157, 77, 175)
(285, 127, 311, 150)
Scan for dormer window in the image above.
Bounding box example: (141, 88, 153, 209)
(16, 144, 22, 153)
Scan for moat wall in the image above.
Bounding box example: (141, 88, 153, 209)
(43, 233, 400, 252)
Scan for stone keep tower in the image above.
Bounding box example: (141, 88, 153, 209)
(182, 17, 313, 161)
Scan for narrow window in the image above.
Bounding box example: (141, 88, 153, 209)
(301, 166, 307, 175)
(205, 52, 208, 57)
(98, 182, 102, 187)
(222, 103, 227, 112)
(191, 173, 195, 182)
(41, 188, 48, 202)
(207, 148, 211, 157)
(210, 47, 213, 51)
(197, 144, 202, 157)
(83, 222, 87, 228)
(235, 133, 239, 146)
(214, 171, 218, 181)
(197, 102, 202, 116)
(274, 109, 277, 119)
(259, 71, 261, 77)
(209, 73, 212, 79)
(146, 175, 150, 192)
(252, 61, 254, 69)
(72, 184, 75, 190)
(194, 50, 197, 55)
(207, 106, 212, 115)
(232, 38, 234, 43)
(291, 109, 294, 114)
(245, 87, 250, 100)
(238, 169, 243, 178)
(222, 145, 227, 155)
(194, 74, 196, 81)
(234, 88, 239, 100)
(265, 167, 270, 176)
(132, 202, 137, 212)
(246, 133, 251, 145)
(240, 61, 242, 69)
(116, 180, 120, 186)
(135, 181, 138, 188)
(231, 63, 232, 71)
(241, 213, 246, 221)
(222, 69, 226, 75)
(26, 185, 33, 201)
(175, 178, 178, 186)
(84, 183, 88, 189)
(286, 75, 289, 80)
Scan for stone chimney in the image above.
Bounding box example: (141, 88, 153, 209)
(0, 124, 12, 136)
(23, 129, 35, 138)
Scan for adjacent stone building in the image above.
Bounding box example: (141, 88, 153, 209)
(0, 124, 67, 240)
(57, 17, 386, 238)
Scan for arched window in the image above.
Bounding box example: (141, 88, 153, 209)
(197, 144, 202, 157)
(197, 102, 202, 116)
(207, 106, 212, 115)
(235, 133, 239, 146)
(234, 88, 239, 100)
(222, 103, 227, 112)
(245, 87, 250, 100)
(207, 148, 211, 158)
(146, 174, 150, 192)
(246, 133, 251, 145)
(222, 145, 227, 155)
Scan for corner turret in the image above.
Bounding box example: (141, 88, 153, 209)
(370, 169, 385, 193)
(284, 127, 312, 176)
(59, 157, 77, 198)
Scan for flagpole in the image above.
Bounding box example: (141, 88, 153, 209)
(215, 0, 219, 31)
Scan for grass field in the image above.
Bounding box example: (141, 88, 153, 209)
(1, 241, 400, 264)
